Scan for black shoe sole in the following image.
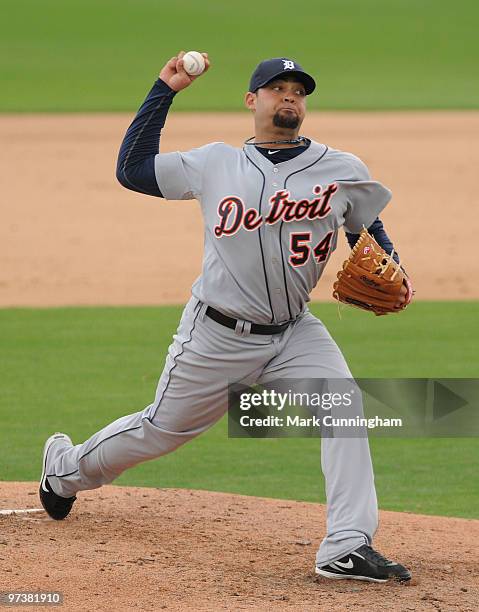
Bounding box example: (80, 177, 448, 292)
(315, 566, 411, 583)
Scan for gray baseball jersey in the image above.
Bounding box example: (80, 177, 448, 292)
(45, 138, 390, 569)
(154, 140, 391, 323)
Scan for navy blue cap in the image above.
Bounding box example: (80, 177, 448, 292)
(249, 58, 316, 95)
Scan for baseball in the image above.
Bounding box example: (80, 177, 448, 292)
(182, 51, 206, 76)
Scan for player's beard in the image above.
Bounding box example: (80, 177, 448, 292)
(273, 110, 300, 130)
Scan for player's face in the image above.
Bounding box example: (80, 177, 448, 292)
(245, 78, 307, 132)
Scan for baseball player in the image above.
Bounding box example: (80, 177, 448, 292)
(40, 52, 412, 583)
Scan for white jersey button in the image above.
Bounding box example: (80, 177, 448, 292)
(273, 182, 278, 187)
(273, 167, 279, 173)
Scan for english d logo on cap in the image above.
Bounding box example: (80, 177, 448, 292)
(249, 58, 316, 95)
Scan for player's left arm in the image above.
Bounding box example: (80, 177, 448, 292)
(345, 218, 412, 308)
(341, 154, 412, 309)
(345, 217, 399, 263)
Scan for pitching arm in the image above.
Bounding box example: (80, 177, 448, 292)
(116, 79, 176, 197)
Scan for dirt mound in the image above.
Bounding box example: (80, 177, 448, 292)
(1, 482, 477, 611)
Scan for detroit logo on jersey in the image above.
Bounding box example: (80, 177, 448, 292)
(214, 183, 338, 238)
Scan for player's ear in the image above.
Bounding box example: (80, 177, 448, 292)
(244, 91, 256, 112)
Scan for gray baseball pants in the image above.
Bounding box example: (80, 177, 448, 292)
(46, 296, 378, 566)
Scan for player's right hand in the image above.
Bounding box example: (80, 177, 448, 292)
(159, 51, 210, 92)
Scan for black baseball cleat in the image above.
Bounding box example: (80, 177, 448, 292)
(39, 433, 77, 520)
(315, 544, 412, 583)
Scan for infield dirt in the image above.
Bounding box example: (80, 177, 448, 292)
(1, 482, 478, 611)
(1, 112, 478, 306)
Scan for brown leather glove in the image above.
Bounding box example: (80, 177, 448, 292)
(332, 228, 413, 316)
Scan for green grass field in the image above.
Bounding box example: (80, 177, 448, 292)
(1, 0, 478, 111)
(1, 302, 478, 518)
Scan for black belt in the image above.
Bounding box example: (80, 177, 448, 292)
(205, 306, 292, 335)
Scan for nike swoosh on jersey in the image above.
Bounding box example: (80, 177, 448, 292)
(268, 150, 280, 155)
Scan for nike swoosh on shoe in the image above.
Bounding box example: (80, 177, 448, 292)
(335, 558, 354, 569)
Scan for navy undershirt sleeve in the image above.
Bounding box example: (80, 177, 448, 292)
(116, 79, 176, 197)
(345, 218, 400, 263)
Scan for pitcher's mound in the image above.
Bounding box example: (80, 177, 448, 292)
(1, 482, 477, 611)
